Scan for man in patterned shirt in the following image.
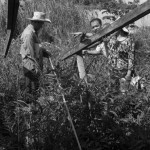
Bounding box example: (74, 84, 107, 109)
(82, 20, 135, 94)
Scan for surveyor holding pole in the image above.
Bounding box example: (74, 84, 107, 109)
(82, 18, 135, 94)
(20, 12, 51, 95)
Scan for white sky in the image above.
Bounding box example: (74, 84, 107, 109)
(123, 0, 147, 4)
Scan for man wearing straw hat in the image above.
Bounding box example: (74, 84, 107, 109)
(20, 11, 51, 95)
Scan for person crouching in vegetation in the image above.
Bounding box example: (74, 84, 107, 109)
(20, 12, 51, 96)
(82, 18, 135, 94)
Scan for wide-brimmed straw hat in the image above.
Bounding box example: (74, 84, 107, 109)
(28, 12, 51, 23)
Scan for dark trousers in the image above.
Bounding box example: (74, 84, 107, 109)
(23, 50, 50, 96)
(23, 67, 40, 95)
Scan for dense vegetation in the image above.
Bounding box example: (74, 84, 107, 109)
(0, 0, 150, 149)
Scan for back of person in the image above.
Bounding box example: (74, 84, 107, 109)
(20, 12, 51, 96)
(20, 24, 40, 72)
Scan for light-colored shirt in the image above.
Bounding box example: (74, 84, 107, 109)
(20, 24, 40, 59)
(20, 24, 41, 71)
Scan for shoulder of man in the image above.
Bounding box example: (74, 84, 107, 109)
(21, 26, 39, 43)
(21, 25, 35, 38)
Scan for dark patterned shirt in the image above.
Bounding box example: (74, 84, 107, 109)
(107, 35, 134, 71)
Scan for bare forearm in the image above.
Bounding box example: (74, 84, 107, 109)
(86, 50, 101, 55)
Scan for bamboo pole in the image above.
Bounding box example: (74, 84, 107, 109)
(48, 57, 82, 150)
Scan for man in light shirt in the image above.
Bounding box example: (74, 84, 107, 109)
(20, 12, 51, 95)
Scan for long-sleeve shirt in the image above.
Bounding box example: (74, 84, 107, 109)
(20, 24, 41, 71)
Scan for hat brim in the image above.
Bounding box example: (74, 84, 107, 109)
(28, 18, 51, 23)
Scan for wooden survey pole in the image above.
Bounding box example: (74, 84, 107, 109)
(48, 57, 82, 150)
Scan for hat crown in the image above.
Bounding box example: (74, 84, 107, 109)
(28, 11, 51, 23)
(32, 12, 46, 20)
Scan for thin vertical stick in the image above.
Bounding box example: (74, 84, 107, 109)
(16, 68, 19, 150)
(48, 57, 82, 150)
(76, 54, 87, 84)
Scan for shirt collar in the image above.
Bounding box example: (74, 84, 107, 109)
(28, 24, 36, 33)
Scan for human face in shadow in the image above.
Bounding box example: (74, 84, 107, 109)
(33, 21, 44, 32)
(91, 20, 102, 34)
